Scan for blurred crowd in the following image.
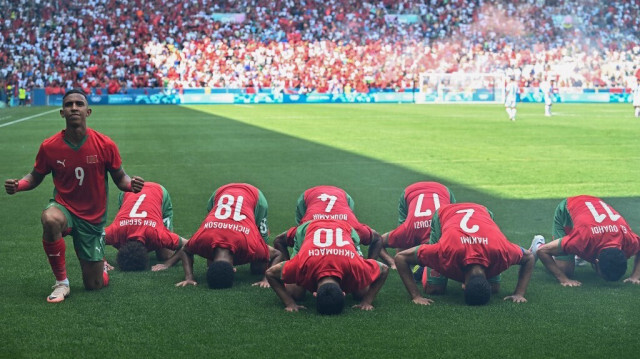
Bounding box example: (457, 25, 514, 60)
(1, 0, 639, 100)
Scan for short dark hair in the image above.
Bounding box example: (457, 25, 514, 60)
(464, 274, 491, 306)
(206, 261, 234, 289)
(116, 241, 149, 271)
(316, 282, 344, 315)
(598, 248, 627, 281)
(62, 88, 88, 102)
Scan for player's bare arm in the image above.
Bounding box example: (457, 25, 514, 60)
(273, 231, 291, 260)
(504, 250, 534, 303)
(379, 233, 397, 269)
(5, 170, 45, 195)
(175, 250, 197, 287)
(537, 239, 581, 287)
(353, 262, 389, 311)
(252, 246, 283, 288)
(623, 253, 640, 285)
(395, 247, 434, 305)
(109, 167, 144, 193)
(366, 231, 383, 261)
(151, 237, 189, 271)
(266, 262, 306, 312)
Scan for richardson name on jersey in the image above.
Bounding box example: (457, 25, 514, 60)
(204, 221, 250, 234)
(119, 219, 157, 227)
(460, 236, 488, 245)
(312, 213, 348, 221)
(308, 248, 356, 259)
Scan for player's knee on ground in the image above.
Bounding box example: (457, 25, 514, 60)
(81, 261, 105, 290)
(316, 282, 344, 315)
(207, 261, 234, 289)
(464, 274, 491, 306)
(117, 241, 149, 271)
(598, 248, 627, 281)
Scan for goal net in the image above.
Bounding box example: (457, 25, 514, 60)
(416, 73, 505, 104)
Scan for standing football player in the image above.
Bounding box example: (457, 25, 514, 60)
(540, 78, 554, 117)
(4, 89, 144, 303)
(632, 77, 640, 118)
(505, 76, 519, 121)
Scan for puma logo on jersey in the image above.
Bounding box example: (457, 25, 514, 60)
(56, 160, 66, 167)
(48, 252, 61, 257)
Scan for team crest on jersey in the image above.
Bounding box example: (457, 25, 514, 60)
(86, 155, 98, 164)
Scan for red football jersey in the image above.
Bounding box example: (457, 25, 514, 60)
(186, 184, 269, 264)
(417, 203, 523, 282)
(561, 195, 640, 262)
(281, 220, 381, 293)
(105, 182, 180, 251)
(293, 185, 374, 245)
(388, 181, 453, 248)
(34, 128, 122, 223)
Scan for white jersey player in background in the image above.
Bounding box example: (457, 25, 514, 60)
(505, 77, 518, 121)
(633, 77, 640, 118)
(540, 78, 554, 117)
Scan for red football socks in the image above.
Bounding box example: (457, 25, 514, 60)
(43, 239, 67, 281)
(102, 270, 109, 287)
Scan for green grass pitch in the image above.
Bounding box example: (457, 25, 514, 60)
(1, 103, 639, 358)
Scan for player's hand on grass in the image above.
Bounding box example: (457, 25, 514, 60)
(623, 277, 640, 285)
(151, 263, 169, 272)
(503, 294, 527, 303)
(5, 179, 18, 195)
(251, 279, 270, 288)
(130, 176, 145, 193)
(353, 303, 374, 311)
(176, 279, 197, 287)
(412, 296, 434, 306)
(285, 304, 306, 312)
(560, 279, 581, 287)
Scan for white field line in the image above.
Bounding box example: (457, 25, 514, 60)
(0, 109, 59, 128)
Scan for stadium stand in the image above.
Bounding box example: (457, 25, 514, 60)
(1, 0, 639, 98)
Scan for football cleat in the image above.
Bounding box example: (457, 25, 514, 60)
(530, 235, 545, 262)
(47, 283, 70, 303)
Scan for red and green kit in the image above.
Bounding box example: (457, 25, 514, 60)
(34, 128, 122, 224)
(553, 195, 640, 262)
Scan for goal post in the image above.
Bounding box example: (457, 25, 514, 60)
(416, 73, 505, 104)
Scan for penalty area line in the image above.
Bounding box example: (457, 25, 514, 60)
(0, 109, 59, 128)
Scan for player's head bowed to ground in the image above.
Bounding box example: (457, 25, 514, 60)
(104, 182, 187, 272)
(530, 195, 640, 287)
(266, 220, 389, 314)
(166, 183, 281, 289)
(395, 203, 535, 306)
